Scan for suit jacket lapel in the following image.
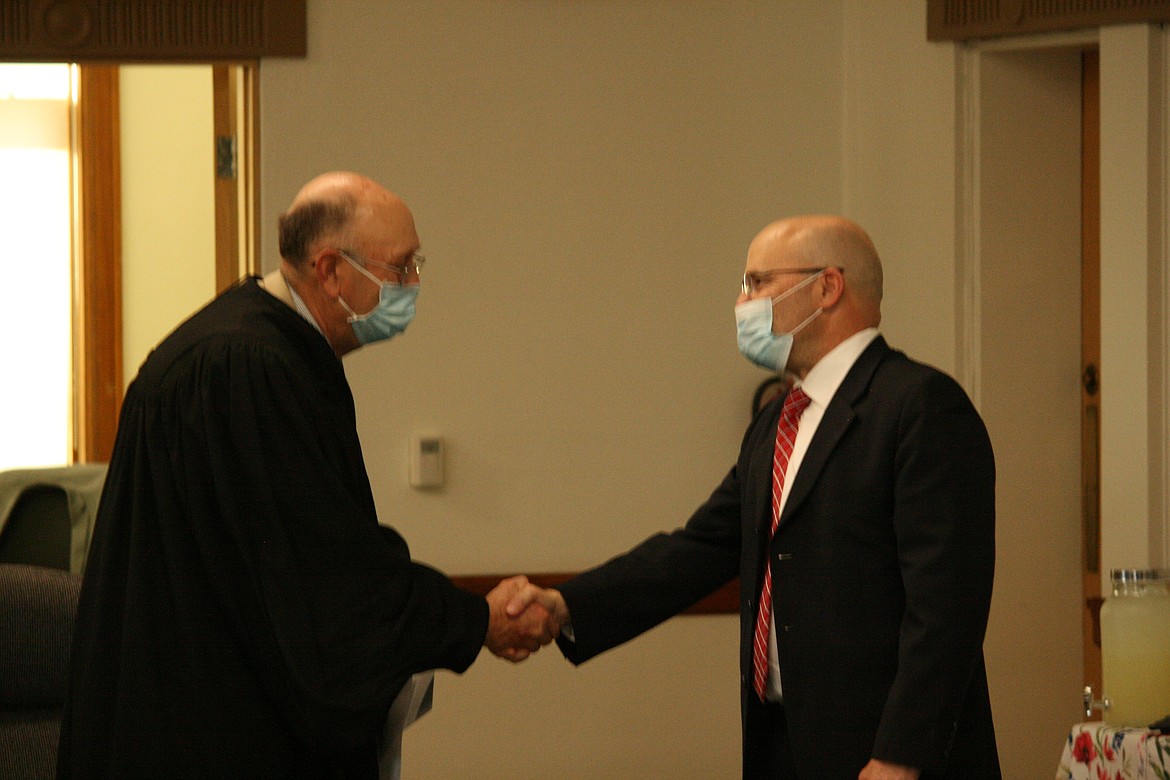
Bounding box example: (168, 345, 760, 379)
(777, 336, 892, 529)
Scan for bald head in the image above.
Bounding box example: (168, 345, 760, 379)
(741, 215, 883, 376)
(273, 172, 421, 357)
(750, 215, 883, 311)
(278, 172, 415, 269)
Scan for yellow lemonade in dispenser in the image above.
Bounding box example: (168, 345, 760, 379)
(1099, 568, 1170, 728)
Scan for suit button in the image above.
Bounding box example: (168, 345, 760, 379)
(782, 625, 791, 632)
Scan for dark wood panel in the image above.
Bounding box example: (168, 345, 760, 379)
(928, 0, 1170, 41)
(452, 573, 739, 616)
(0, 0, 305, 61)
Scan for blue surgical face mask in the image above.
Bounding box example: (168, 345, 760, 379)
(735, 270, 823, 372)
(339, 255, 419, 345)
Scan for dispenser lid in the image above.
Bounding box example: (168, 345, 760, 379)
(1110, 568, 1170, 583)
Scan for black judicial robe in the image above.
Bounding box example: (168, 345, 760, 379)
(57, 278, 488, 779)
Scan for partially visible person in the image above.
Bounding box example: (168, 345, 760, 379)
(511, 216, 1000, 779)
(58, 172, 555, 779)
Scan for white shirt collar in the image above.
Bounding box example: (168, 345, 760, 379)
(796, 328, 880, 410)
(261, 268, 323, 335)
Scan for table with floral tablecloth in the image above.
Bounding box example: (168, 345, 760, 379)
(1057, 722, 1170, 779)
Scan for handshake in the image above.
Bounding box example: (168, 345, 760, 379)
(482, 575, 572, 662)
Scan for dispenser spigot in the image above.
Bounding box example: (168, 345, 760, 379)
(1083, 685, 1111, 718)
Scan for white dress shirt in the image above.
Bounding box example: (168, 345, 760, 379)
(764, 327, 880, 701)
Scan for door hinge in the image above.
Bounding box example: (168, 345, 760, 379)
(215, 135, 237, 180)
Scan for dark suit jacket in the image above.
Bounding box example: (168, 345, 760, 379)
(557, 336, 1000, 779)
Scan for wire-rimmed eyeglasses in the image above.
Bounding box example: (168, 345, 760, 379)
(741, 266, 829, 296)
(340, 249, 426, 283)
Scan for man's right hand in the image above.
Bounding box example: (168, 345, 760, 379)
(482, 575, 566, 662)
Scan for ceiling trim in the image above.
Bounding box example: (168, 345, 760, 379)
(928, 0, 1170, 42)
(0, 0, 305, 61)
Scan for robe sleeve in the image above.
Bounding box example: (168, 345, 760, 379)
(156, 334, 487, 751)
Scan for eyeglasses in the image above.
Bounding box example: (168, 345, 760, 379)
(339, 249, 426, 283)
(740, 266, 841, 296)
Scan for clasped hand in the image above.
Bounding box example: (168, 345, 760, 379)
(483, 575, 570, 662)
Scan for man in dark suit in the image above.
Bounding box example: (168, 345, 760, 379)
(509, 215, 1000, 779)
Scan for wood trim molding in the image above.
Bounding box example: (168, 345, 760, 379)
(213, 64, 240, 293)
(1157, 26, 1170, 568)
(0, 0, 305, 61)
(212, 63, 259, 285)
(954, 45, 981, 408)
(928, 0, 1170, 42)
(451, 573, 740, 616)
(74, 64, 121, 464)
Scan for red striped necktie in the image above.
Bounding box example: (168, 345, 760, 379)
(751, 386, 811, 702)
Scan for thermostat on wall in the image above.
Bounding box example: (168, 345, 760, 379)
(410, 435, 445, 489)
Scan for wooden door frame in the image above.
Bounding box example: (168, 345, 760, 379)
(73, 62, 258, 463)
(1081, 47, 1102, 698)
(1, 0, 301, 464)
(213, 63, 259, 294)
(73, 64, 121, 464)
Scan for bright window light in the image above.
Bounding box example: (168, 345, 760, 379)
(0, 63, 72, 470)
(0, 64, 72, 99)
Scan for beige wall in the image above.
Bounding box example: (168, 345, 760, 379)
(254, 2, 1116, 778)
(840, 3, 959, 367)
(120, 65, 216, 386)
(262, 4, 845, 775)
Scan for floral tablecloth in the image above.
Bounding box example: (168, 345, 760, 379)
(1057, 722, 1170, 779)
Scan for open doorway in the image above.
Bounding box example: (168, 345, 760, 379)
(0, 64, 73, 469)
(961, 39, 1093, 778)
(0, 62, 257, 468)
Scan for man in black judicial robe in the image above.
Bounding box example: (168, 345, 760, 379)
(57, 172, 555, 779)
